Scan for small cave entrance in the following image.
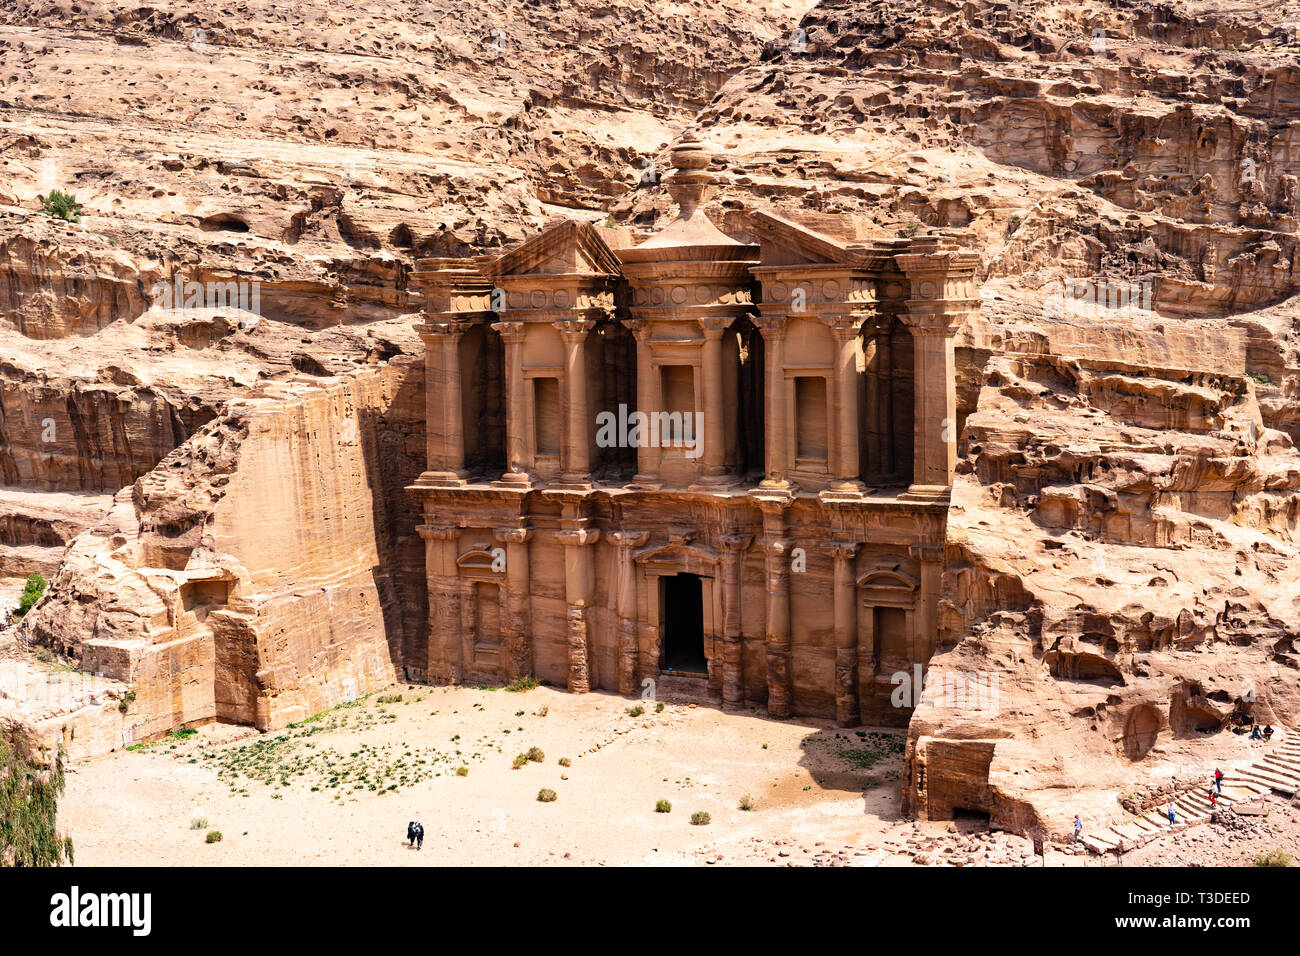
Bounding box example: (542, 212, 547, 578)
(661, 573, 706, 675)
(199, 213, 251, 233)
(1123, 703, 1162, 761)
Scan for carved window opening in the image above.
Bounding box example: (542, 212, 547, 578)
(533, 377, 561, 456)
(474, 582, 501, 652)
(794, 375, 829, 462)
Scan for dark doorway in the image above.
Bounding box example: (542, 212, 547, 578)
(662, 573, 706, 674)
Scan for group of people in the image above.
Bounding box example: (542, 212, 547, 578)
(1250, 723, 1274, 741)
(406, 820, 425, 850)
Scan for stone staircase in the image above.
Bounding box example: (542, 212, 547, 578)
(1081, 731, 1298, 855)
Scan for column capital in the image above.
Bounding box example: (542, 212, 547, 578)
(698, 316, 731, 337)
(556, 528, 601, 548)
(824, 315, 867, 340)
(419, 318, 473, 340)
(491, 320, 526, 341)
(751, 314, 788, 337)
(829, 540, 860, 560)
(609, 530, 650, 548)
(555, 318, 597, 337)
(717, 532, 754, 553)
(909, 542, 946, 563)
(494, 526, 533, 545)
(761, 536, 794, 558)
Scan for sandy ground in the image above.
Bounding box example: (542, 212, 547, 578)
(59, 683, 926, 867)
(55, 682, 1298, 867)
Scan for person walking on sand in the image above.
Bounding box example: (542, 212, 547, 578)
(1073, 815, 1082, 842)
(406, 820, 416, 847)
(1167, 802, 1176, 826)
(414, 820, 424, 851)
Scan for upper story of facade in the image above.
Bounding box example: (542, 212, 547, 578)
(411, 138, 981, 504)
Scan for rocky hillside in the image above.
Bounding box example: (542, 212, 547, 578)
(0, 0, 1298, 840)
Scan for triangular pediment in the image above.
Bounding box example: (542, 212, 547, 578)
(484, 219, 624, 278)
(748, 210, 860, 267)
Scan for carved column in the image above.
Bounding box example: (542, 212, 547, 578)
(418, 523, 462, 683)
(754, 316, 791, 490)
(718, 532, 753, 710)
(421, 322, 469, 485)
(828, 318, 866, 495)
(610, 530, 649, 695)
(831, 540, 860, 727)
(555, 319, 596, 490)
(492, 321, 531, 488)
(556, 524, 601, 693)
(758, 501, 794, 717)
(897, 239, 980, 499)
(910, 542, 945, 667)
(623, 318, 662, 489)
(495, 526, 533, 680)
(695, 317, 730, 486)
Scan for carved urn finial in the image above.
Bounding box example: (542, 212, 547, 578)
(666, 134, 715, 221)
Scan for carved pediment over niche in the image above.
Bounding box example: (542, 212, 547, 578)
(857, 563, 918, 606)
(484, 219, 624, 278)
(457, 545, 504, 576)
(634, 538, 719, 576)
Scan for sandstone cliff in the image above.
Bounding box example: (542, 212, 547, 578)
(0, 0, 1297, 843)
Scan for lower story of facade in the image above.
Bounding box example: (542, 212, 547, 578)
(410, 480, 948, 727)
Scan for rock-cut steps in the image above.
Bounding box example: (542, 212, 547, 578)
(1081, 732, 1299, 855)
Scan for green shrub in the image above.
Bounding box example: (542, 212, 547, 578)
(738, 794, 755, 811)
(655, 799, 672, 813)
(455, 766, 468, 777)
(0, 731, 74, 866)
(558, 757, 571, 767)
(190, 817, 208, 830)
(1252, 849, 1292, 867)
(15, 573, 46, 618)
(505, 675, 540, 692)
(117, 689, 136, 714)
(536, 705, 549, 717)
(627, 704, 645, 717)
(205, 830, 222, 844)
(536, 788, 557, 803)
(512, 753, 528, 769)
(38, 190, 82, 223)
(655, 702, 664, 713)
(526, 746, 544, 763)
(690, 811, 711, 826)
(377, 693, 403, 704)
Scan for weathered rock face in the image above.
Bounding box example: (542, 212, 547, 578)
(0, 0, 1297, 841)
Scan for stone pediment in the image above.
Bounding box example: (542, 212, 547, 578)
(484, 219, 624, 278)
(856, 565, 918, 599)
(747, 210, 861, 268)
(634, 537, 719, 574)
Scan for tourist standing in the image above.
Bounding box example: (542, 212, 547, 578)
(414, 820, 424, 851)
(406, 820, 416, 847)
(1073, 815, 1082, 842)
(1167, 802, 1176, 826)
(1214, 768, 1223, 793)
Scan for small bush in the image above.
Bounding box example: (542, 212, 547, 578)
(505, 675, 540, 692)
(526, 746, 544, 763)
(537, 788, 557, 803)
(536, 705, 549, 717)
(512, 753, 528, 769)
(655, 702, 664, 713)
(627, 704, 645, 717)
(558, 757, 571, 767)
(205, 830, 223, 844)
(738, 794, 755, 811)
(118, 689, 137, 714)
(690, 811, 711, 826)
(455, 766, 468, 777)
(1252, 849, 1292, 867)
(377, 693, 403, 704)
(38, 190, 82, 223)
(15, 573, 46, 618)
(655, 799, 672, 813)
(190, 817, 208, 830)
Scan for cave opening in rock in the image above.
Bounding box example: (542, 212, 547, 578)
(661, 573, 706, 675)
